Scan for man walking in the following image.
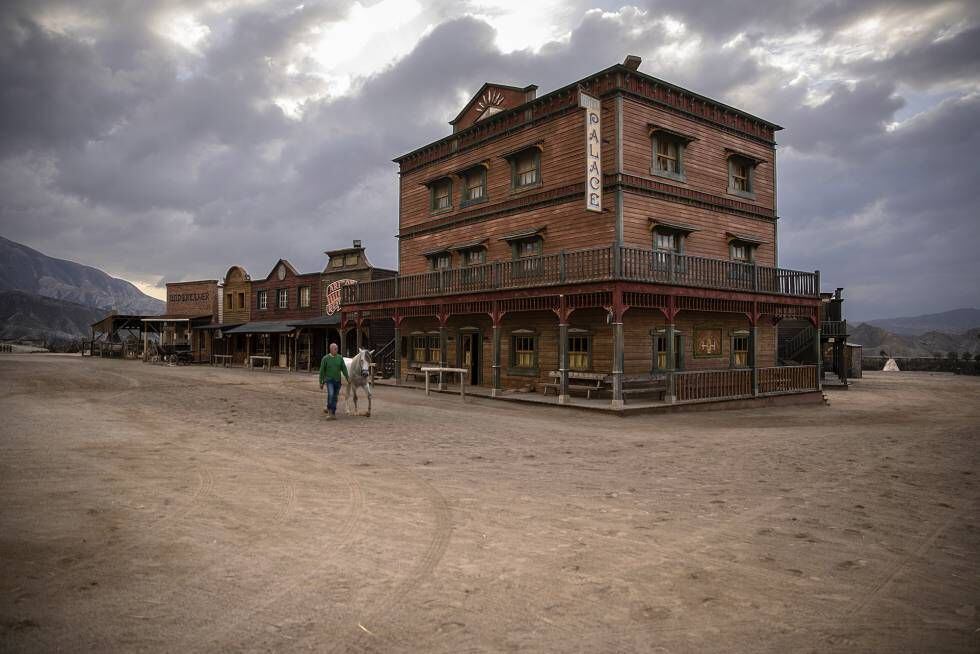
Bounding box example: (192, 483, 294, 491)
(319, 342, 349, 419)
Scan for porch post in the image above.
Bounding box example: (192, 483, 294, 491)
(664, 295, 677, 403)
(813, 320, 823, 391)
(143, 325, 148, 362)
(558, 322, 570, 404)
(490, 302, 503, 397)
(611, 288, 625, 410)
(355, 313, 364, 351)
(393, 313, 403, 385)
(750, 303, 759, 397)
(438, 306, 449, 391)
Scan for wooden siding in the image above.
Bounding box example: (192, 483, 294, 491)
(399, 201, 615, 276)
(166, 280, 218, 320)
(621, 191, 776, 265)
(621, 96, 774, 210)
(252, 265, 321, 322)
(221, 267, 251, 325)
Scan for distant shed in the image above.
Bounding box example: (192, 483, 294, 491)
(846, 343, 863, 378)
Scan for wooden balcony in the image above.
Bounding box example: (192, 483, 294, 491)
(343, 245, 820, 305)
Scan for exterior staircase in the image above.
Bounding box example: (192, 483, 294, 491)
(779, 324, 815, 363)
(373, 338, 397, 379)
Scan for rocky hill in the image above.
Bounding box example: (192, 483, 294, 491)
(0, 236, 164, 315)
(864, 308, 980, 336)
(0, 290, 105, 344)
(850, 322, 980, 358)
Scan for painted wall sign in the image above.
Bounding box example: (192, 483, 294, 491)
(579, 91, 602, 213)
(694, 328, 723, 358)
(324, 279, 358, 315)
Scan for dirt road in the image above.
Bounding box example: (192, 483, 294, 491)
(1, 355, 978, 652)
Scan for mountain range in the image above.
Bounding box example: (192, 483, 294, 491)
(861, 308, 980, 336)
(846, 308, 980, 357)
(0, 236, 163, 344)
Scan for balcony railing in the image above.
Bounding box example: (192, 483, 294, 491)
(344, 245, 819, 305)
(821, 320, 847, 337)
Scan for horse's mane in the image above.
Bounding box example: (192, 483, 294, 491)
(344, 349, 372, 381)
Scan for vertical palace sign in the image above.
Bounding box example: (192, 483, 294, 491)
(579, 91, 602, 213)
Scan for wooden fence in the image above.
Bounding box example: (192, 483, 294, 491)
(757, 365, 818, 395)
(672, 369, 753, 402)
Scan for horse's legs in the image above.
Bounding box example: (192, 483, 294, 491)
(351, 385, 359, 416)
(364, 381, 372, 418)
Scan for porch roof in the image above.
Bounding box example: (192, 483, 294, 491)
(223, 321, 296, 335)
(288, 315, 342, 328)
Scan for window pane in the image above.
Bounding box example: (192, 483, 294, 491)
(345, 254, 358, 266)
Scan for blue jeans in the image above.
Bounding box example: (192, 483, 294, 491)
(325, 379, 342, 414)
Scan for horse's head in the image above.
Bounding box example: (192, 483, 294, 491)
(356, 348, 372, 377)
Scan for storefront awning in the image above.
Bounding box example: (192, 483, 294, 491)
(141, 314, 211, 322)
(288, 315, 341, 328)
(223, 321, 296, 335)
(195, 323, 242, 331)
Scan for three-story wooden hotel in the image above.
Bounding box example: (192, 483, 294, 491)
(341, 55, 825, 406)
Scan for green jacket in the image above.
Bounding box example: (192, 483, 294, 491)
(319, 354, 349, 384)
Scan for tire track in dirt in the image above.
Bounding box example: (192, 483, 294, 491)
(333, 467, 452, 654)
(184, 462, 368, 654)
(847, 498, 975, 618)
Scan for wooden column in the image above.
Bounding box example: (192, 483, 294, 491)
(490, 302, 504, 397)
(813, 311, 823, 391)
(393, 312, 403, 385)
(554, 295, 572, 405)
(610, 288, 626, 410)
(142, 325, 148, 362)
(663, 295, 678, 404)
(355, 313, 364, 352)
(749, 303, 759, 397)
(437, 307, 449, 391)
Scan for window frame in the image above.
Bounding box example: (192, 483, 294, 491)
(257, 290, 268, 311)
(344, 253, 359, 266)
(427, 251, 452, 271)
(651, 133, 687, 182)
(460, 166, 488, 207)
(276, 288, 288, 310)
(651, 329, 685, 372)
(429, 178, 453, 213)
(410, 333, 428, 366)
(508, 329, 539, 376)
(728, 155, 757, 199)
(510, 236, 544, 278)
(298, 285, 311, 309)
(509, 148, 541, 191)
(566, 327, 592, 372)
(237, 292, 245, 309)
(731, 330, 750, 368)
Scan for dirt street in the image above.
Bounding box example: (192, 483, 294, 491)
(0, 355, 978, 653)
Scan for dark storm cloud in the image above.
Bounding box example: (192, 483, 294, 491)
(0, 0, 977, 319)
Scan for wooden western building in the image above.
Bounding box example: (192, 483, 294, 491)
(214, 241, 396, 370)
(341, 55, 827, 406)
(142, 279, 219, 363)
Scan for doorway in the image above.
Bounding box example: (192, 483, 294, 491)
(460, 330, 481, 385)
(278, 334, 289, 368)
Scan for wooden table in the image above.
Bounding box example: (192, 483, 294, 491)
(421, 366, 468, 398)
(211, 354, 233, 368)
(249, 355, 272, 372)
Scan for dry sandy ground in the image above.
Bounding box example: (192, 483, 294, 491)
(0, 355, 978, 653)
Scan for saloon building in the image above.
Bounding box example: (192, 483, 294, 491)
(341, 56, 827, 406)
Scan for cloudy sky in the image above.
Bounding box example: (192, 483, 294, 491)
(1, 0, 978, 320)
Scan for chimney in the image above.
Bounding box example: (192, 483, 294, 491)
(353, 239, 362, 248)
(623, 55, 641, 71)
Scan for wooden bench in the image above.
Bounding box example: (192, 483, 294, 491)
(211, 354, 233, 367)
(543, 371, 609, 399)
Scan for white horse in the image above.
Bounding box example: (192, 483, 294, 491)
(343, 348, 374, 417)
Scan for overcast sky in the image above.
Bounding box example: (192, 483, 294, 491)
(1, 0, 978, 320)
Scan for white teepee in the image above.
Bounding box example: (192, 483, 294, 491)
(882, 358, 900, 371)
